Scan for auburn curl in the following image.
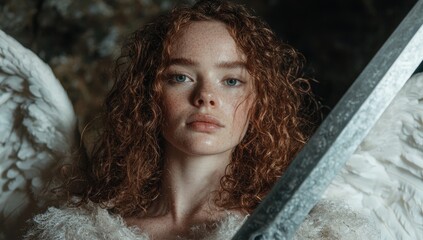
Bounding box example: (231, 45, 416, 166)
(65, 0, 318, 217)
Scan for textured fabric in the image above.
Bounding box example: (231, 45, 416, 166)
(294, 200, 380, 240)
(25, 200, 379, 239)
(24, 203, 149, 240)
(24, 202, 245, 240)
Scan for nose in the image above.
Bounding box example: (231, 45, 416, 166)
(192, 82, 218, 108)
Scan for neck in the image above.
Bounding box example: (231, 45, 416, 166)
(152, 144, 232, 224)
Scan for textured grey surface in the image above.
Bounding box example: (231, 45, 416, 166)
(232, 0, 423, 239)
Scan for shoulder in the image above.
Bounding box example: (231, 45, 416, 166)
(294, 200, 380, 239)
(24, 202, 149, 240)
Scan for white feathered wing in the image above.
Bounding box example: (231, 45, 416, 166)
(323, 72, 423, 240)
(0, 29, 79, 239)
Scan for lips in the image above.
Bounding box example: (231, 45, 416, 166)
(186, 114, 224, 131)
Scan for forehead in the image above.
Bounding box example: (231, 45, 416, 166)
(169, 21, 246, 62)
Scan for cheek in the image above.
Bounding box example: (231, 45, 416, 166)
(161, 93, 180, 127)
(162, 88, 183, 112)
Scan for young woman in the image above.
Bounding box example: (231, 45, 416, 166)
(25, 0, 376, 239)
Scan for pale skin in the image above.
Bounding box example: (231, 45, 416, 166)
(125, 20, 255, 239)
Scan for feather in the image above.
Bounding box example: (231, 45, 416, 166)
(0, 29, 80, 239)
(324, 73, 423, 239)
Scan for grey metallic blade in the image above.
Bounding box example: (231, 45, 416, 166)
(232, 0, 423, 239)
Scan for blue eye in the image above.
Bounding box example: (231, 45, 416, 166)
(174, 75, 187, 82)
(225, 79, 240, 86)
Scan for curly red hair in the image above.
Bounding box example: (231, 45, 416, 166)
(67, 0, 317, 216)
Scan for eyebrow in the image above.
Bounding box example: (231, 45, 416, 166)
(168, 57, 247, 69)
(168, 58, 197, 66)
(216, 61, 247, 69)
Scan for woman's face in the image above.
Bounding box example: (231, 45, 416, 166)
(160, 21, 254, 156)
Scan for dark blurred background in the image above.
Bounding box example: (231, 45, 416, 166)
(0, 0, 420, 132)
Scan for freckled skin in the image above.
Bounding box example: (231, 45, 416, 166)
(161, 21, 254, 157)
(125, 21, 254, 239)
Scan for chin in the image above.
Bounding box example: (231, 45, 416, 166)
(167, 140, 235, 157)
(181, 145, 233, 157)
(163, 132, 241, 157)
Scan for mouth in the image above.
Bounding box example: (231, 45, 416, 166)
(186, 114, 224, 131)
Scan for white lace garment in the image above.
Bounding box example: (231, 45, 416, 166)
(24, 200, 380, 240)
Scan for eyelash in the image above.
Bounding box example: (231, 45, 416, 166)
(174, 74, 189, 82)
(224, 78, 243, 87)
(167, 74, 192, 84)
(166, 73, 244, 87)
